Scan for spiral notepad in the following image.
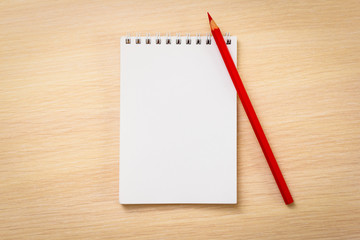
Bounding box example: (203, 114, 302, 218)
(120, 34, 237, 204)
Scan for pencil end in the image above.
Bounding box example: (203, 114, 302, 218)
(207, 12, 212, 22)
(208, 13, 218, 31)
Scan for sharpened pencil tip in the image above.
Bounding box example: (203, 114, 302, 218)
(207, 12, 212, 22)
(208, 13, 218, 30)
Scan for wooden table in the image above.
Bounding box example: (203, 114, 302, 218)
(1, 1, 359, 239)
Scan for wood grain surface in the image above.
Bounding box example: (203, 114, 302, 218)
(1, 0, 359, 239)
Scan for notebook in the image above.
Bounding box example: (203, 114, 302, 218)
(120, 34, 237, 204)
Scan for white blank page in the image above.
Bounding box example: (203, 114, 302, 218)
(120, 36, 237, 204)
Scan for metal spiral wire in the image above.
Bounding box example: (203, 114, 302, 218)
(124, 33, 232, 45)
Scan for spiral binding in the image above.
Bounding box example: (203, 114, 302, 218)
(124, 33, 232, 45)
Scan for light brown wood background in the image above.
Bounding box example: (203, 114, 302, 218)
(1, 0, 359, 239)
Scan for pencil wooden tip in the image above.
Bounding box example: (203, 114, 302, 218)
(207, 12, 212, 22)
(207, 12, 218, 30)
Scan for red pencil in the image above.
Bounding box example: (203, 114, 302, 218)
(207, 12, 293, 205)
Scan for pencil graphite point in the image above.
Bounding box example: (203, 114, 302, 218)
(207, 12, 212, 22)
(207, 12, 218, 31)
